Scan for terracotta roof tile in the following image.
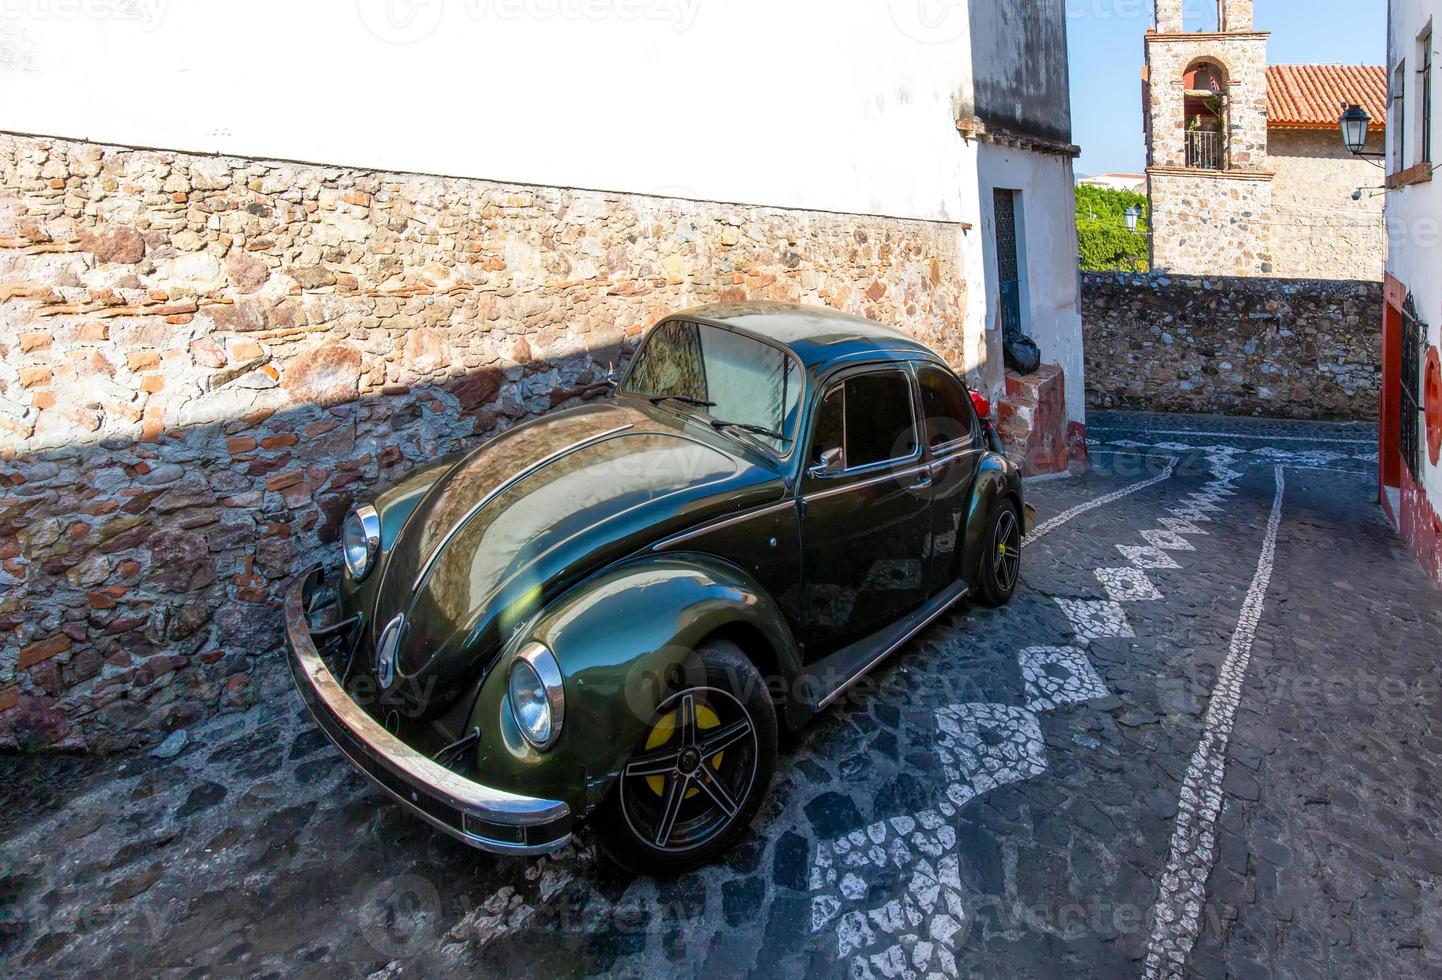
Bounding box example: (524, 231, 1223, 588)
(1267, 64, 1387, 130)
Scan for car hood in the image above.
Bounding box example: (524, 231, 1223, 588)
(371, 401, 786, 716)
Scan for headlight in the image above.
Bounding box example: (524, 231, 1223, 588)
(508, 642, 565, 751)
(342, 504, 380, 581)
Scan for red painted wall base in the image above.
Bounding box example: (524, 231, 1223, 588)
(1384, 461, 1442, 591)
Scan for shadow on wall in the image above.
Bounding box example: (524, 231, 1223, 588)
(0, 131, 975, 751)
(1, 363, 622, 753)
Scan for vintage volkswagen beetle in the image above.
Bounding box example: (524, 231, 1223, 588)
(285, 302, 1024, 874)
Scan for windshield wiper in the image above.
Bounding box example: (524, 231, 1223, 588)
(708, 418, 790, 443)
(650, 394, 716, 408)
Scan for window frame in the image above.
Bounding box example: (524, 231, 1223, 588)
(1394, 59, 1408, 171)
(913, 362, 979, 457)
(805, 364, 922, 480)
(1420, 28, 1434, 165)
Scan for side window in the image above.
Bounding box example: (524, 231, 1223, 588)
(813, 386, 845, 463)
(917, 365, 975, 450)
(812, 370, 917, 471)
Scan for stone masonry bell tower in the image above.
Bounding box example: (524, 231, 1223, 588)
(1145, 0, 1273, 275)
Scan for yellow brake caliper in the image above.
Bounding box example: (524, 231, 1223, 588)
(645, 701, 724, 798)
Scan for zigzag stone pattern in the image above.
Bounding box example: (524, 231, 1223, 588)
(804, 455, 1221, 977)
(807, 704, 1046, 978)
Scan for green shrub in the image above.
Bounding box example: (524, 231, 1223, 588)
(1075, 185, 1149, 272)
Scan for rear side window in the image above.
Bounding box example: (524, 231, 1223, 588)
(917, 365, 975, 449)
(811, 370, 918, 471)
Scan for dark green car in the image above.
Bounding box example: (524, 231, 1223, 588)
(285, 302, 1025, 874)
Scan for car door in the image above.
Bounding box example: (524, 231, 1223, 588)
(914, 363, 985, 594)
(799, 365, 931, 659)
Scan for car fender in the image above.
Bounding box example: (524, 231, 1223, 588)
(465, 552, 801, 814)
(960, 453, 1023, 592)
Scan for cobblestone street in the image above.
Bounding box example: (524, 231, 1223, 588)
(3, 411, 1440, 980)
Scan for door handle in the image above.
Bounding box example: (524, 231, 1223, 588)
(910, 473, 934, 490)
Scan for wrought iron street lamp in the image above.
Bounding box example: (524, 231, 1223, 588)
(1340, 103, 1385, 160)
(1124, 205, 1143, 234)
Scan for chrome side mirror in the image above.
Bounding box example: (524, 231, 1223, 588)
(808, 447, 844, 479)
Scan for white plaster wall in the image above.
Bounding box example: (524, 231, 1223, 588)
(0, 0, 972, 224)
(974, 142, 1085, 422)
(1387, 0, 1441, 500)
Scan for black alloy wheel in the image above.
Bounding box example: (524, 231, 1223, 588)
(978, 500, 1022, 606)
(597, 640, 776, 875)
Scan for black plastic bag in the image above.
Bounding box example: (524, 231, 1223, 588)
(1003, 335, 1041, 375)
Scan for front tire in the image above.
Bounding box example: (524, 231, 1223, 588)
(595, 639, 777, 876)
(977, 499, 1022, 607)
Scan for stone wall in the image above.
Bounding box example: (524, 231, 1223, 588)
(0, 132, 970, 751)
(1082, 272, 1382, 420)
(1149, 170, 1275, 277)
(1267, 129, 1386, 282)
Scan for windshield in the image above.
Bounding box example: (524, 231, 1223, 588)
(624, 320, 803, 454)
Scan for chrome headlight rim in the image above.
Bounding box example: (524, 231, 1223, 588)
(508, 642, 565, 752)
(342, 504, 381, 581)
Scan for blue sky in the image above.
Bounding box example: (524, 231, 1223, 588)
(1069, 0, 1388, 176)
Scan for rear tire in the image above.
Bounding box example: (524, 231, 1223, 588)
(977, 499, 1022, 607)
(595, 639, 777, 876)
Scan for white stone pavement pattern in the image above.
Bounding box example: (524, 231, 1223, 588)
(1141, 466, 1284, 979)
(803, 442, 1258, 978)
(3, 412, 1441, 979)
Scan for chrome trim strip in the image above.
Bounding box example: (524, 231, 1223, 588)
(802, 463, 931, 502)
(375, 613, 403, 689)
(928, 444, 980, 467)
(411, 423, 634, 591)
(651, 499, 797, 551)
(284, 568, 571, 856)
(929, 437, 976, 458)
(816, 581, 970, 710)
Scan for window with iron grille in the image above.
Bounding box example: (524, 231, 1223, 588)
(1401, 294, 1426, 481)
(992, 189, 1023, 338)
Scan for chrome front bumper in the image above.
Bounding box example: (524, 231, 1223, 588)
(284, 566, 572, 856)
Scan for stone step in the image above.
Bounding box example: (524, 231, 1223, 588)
(995, 362, 1075, 478)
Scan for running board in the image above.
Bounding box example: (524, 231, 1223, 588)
(804, 580, 970, 712)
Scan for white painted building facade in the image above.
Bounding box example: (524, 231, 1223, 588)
(1380, 0, 1442, 588)
(0, 0, 1085, 437)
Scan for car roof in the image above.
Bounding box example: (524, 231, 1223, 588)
(672, 301, 940, 374)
